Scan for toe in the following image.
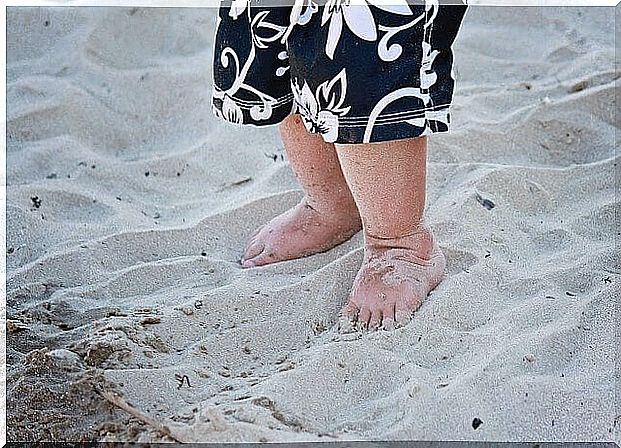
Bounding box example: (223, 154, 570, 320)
(244, 234, 260, 252)
(356, 307, 371, 331)
(249, 225, 265, 240)
(337, 315, 356, 334)
(395, 304, 413, 328)
(382, 303, 396, 331)
(244, 249, 277, 267)
(243, 226, 267, 254)
(368, 309, 383, 331)
(341, 301, 359, 323)
(241, 242, 265, 265)
(382, 317, 395, 331)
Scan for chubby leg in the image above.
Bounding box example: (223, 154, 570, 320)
(335, 136, 446, 331)
(241, 114, 362, 267)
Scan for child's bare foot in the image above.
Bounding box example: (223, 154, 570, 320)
(333, 135, 439, 332)
(340, 225, 446, 331)
(240, 196, 362, 267)
(241, 113, 362, 268)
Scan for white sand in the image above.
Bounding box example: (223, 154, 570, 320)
(5, 5, 618, 443)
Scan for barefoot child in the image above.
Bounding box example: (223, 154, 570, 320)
(212, 0, 467, 331)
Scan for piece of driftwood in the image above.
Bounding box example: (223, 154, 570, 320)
(99, 389, 185, 443)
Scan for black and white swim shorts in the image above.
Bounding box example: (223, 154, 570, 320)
(211, 0, 467, 144)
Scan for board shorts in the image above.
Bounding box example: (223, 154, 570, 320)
(211, 0, 468, 144)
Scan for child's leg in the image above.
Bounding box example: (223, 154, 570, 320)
(241, 114, 362, 267)
(335, 136, 446, 331)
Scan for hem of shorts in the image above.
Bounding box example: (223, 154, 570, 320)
(212, 84, 294, 107)
(338, 103, 452, 126)
(332, 122, 450, 144)
(332, 105, 453, 144)
(211, 86, 454, 143)
(211, 88, 294, 128)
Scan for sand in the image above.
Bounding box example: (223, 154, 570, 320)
(5, 5, 619, 443)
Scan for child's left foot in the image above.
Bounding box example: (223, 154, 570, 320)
(340, 226, 446, 331)
(240, 196, 361, 267)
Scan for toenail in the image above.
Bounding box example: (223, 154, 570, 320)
(242, 260, 255, 268)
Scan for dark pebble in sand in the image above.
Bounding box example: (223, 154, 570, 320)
(201, 252, 207, 256)
(30, 196, 42, 208)
(44, 20, 50, 26)
(46, 173, 57, 179)
(475, 192, 495, 210)
(145, 171, 150, 177)
(569, 80, 589, 93)
(472, 417, 483, 429)
(141, 316, 161, 325)
(7, 247, 14, 254)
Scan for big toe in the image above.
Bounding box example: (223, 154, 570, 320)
(337, 315, 357, 334)
(244, 249, 277, 267)
(341, 302, 359, 323)
(241, 241, 265, 266)
(250, 224, 265, 239)
(395, 306, 413, 328)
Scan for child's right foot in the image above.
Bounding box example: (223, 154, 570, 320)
(240, 196, 362, 267)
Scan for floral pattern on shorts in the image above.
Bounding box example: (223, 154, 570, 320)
(212, 0, 467, 144)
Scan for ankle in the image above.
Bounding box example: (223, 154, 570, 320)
(363, 221, 436, 255)
(303, 195, 360, 222)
